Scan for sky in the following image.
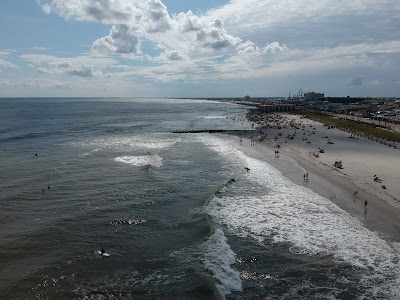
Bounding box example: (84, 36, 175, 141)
(0, 0, 399, 98)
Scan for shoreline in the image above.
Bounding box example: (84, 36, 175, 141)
(221, 111, 400, 236)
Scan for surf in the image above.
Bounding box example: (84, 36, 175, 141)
(200, 134, 400, 298)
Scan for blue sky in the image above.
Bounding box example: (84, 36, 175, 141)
(0, 0, 399, 98)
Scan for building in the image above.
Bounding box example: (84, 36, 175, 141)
(259, 104, 296, 112)
(304, 92, 324, 102)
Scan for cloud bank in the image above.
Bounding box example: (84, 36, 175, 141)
(1, 0, 397, 97)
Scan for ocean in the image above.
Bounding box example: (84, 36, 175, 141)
(0, 98, 399, 300)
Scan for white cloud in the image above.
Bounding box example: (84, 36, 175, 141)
(20, 53, 117, 68)
(92, 25, 141, 54)
(194, 18, 241, 51)
(206, 0, 400, 36)
(1, 78, 76, 89)
(20, 53, 113, 77)
(175, 11, 202, 32)
(153, 45, 185, 62)
(39, 0, 143, 24)
(140, 0, 172, 33)
(22, 0, 400, 97)
(41, 0, 245, 57)
(0, 80, 16, 87)
(155, 74, 187, 82)
(0, 58, 18, 70)
(66, 65, 104, 77)
(263, 42, 288, 54)
(37, 67, 53, 74)
(237, 41, 288, 56)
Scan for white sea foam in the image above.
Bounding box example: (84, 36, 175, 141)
(200, 135, 400, 298)
(114, 155, 163, 168)
(80, 147, 101, 158)
(203, 116, 226, 119)
(200, 229, 242, 297)
(78, 135, 180, 154)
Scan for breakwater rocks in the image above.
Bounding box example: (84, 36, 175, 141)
(172, 129, 255, 134)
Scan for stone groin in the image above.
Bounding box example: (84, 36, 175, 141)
(172, 129, 255, 134)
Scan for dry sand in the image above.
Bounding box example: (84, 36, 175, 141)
(238, 112, 400, 226)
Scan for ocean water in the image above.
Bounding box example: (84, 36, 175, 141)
(0, 98, 399, 300)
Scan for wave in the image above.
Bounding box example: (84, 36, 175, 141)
(111, 219, 148, 226)
(114, 155, 163, 168)
(80, 148, 101, 158)
(199, 228, 242, 298)
(201, 135, 400, 298)
(77, 135, 181, 156)
(0, 131, 65, 143)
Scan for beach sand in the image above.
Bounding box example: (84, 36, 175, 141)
(229, 112, 400, 235)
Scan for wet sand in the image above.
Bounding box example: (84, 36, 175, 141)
(225, 112, 400, 238)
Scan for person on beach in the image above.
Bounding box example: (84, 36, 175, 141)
(352, 191, 358, 197)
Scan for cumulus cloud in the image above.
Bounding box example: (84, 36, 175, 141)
(140, 0, 172, 33)
(65, 65, 103, 77)
(263, 42, 288, 54)
(195, 18, 241, 51)
(41, 0, 245, 56)
(175, 10, 202, 32)
(237, 41, 288, 55)
(37, 67, 53, 74)
(39, 0, 143, 24)
(35, 0, 399, 96)
(155, 47, 185, 61)
(92, 25, 141, 54)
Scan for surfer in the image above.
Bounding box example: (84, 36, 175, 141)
(97, 248, 110, 258)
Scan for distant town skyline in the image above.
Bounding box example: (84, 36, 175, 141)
(0, 0, 399, 98)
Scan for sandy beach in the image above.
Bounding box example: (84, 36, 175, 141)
(235, 112, 400, 228)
